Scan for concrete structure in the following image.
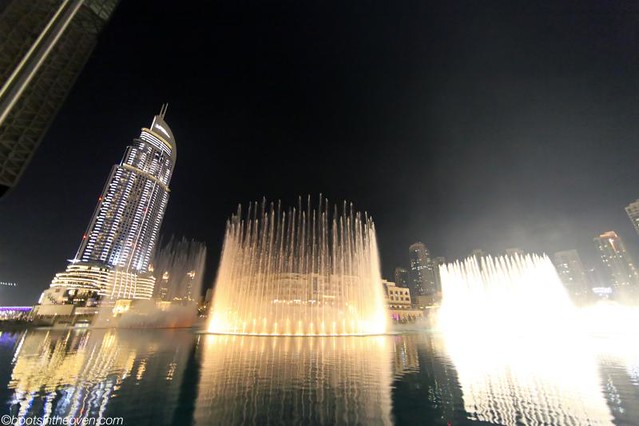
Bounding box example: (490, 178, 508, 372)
(382, 279, 423, 322)
(0, 0, 119, 198)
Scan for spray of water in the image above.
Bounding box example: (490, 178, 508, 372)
(438, 253, 577, 336)
(208, 196, 388, 336)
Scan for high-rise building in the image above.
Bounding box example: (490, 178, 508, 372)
(0, 0, 119, 198)
(408, 242, 437, 298)
(553, 249, 591, 301)
(40, 107, 176, 305)
(593, 231, 639, 289)
(625, 199, 639, 236)
(393, 267, 410, 288)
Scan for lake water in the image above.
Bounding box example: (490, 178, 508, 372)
(0, 327, 638, 425)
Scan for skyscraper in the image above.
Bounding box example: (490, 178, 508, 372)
(408, 242, 437, 298)
(593, 231, 639, 289)
(393, 266, 410, 288)
(40, 107, 176, 305)
(625, 199, 639, 237)
(553, 249, 591, 302)
(0, 0, 119, 198)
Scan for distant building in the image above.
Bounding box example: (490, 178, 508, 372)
(0, 0, 119, 198)
(593, 231, 639, 289)
(39, 107, 176, 306)
(409, 242, 437, 298)
(393, 267, 410, 288)
(625, 200, 639, 237)
(504, 248, 526, 257)
(553, 249, 591, 301)
(382, 279, 422, 322)
(469, 248, 489, 261)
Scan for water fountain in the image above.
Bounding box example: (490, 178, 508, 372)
(437, 253, 613, 424)
(208, 196, 388, 336)
(438, 253, 577, 336)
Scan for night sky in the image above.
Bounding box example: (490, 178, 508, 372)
(2, 0, 639, 305)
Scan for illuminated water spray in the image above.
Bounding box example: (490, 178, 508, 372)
(208, 196, 388, 336)
(438, 253, 577, 335)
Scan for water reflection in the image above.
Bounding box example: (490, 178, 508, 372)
(6, 328, 193, 424)
(194, 334, 394, 425)
(443, 333, 615, 425)
(3, 329, 639, 425)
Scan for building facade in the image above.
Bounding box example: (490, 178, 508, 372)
(625, 199, 639, 237)
(382, 279, 423, 322)
(593, 231, 639, 290)
(408, 242, 437, 299)
(0, 0, 119, 198)
(393, 266, 410, 288)
(40, 107, 176, 305)
(553, 249, 591, 302)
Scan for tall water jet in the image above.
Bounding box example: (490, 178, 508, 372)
(208, 196, 388, 336)
(438, 253, 577, 336)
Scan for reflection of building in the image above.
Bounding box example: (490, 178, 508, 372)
(0, 1, 119, 198)
(391, 333, 464, 425)
(8, 329, 193, 423)
(409, 242, 437, 299)
(39, 107, 176, 307)
(553, 249, 591, 302)
(593, 231, 639, 289)
(195, 335, 393, 425)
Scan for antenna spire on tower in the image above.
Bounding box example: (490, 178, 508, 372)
(159, 103, 168, 118)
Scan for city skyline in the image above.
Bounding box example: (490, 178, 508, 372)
(2, 1, 639, 304)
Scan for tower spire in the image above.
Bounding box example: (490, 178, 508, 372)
(159, 103, 168, 118)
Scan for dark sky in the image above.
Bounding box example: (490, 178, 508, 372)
(2, 0, 639, 305)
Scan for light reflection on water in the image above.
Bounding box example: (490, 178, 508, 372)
(194, 335, 393, 425)
(1, 328, 639, 425)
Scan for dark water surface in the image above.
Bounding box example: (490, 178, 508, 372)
(0, 328, 637, 425)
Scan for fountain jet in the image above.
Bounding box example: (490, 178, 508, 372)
(208, 196, 388, 336)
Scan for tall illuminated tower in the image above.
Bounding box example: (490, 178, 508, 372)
(0, 0, 119, 198)
(40, 107, 176, 305)
(409, 242, 437, 297)
(593, 231, 639, 289)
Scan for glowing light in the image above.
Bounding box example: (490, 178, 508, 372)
(208, 196, 388, 336)
(437, 253, 578, 337)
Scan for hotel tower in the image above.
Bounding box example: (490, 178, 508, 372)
(40, 107, 176, 305)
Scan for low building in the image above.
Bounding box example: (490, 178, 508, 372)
(382, 280, 423, 322)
